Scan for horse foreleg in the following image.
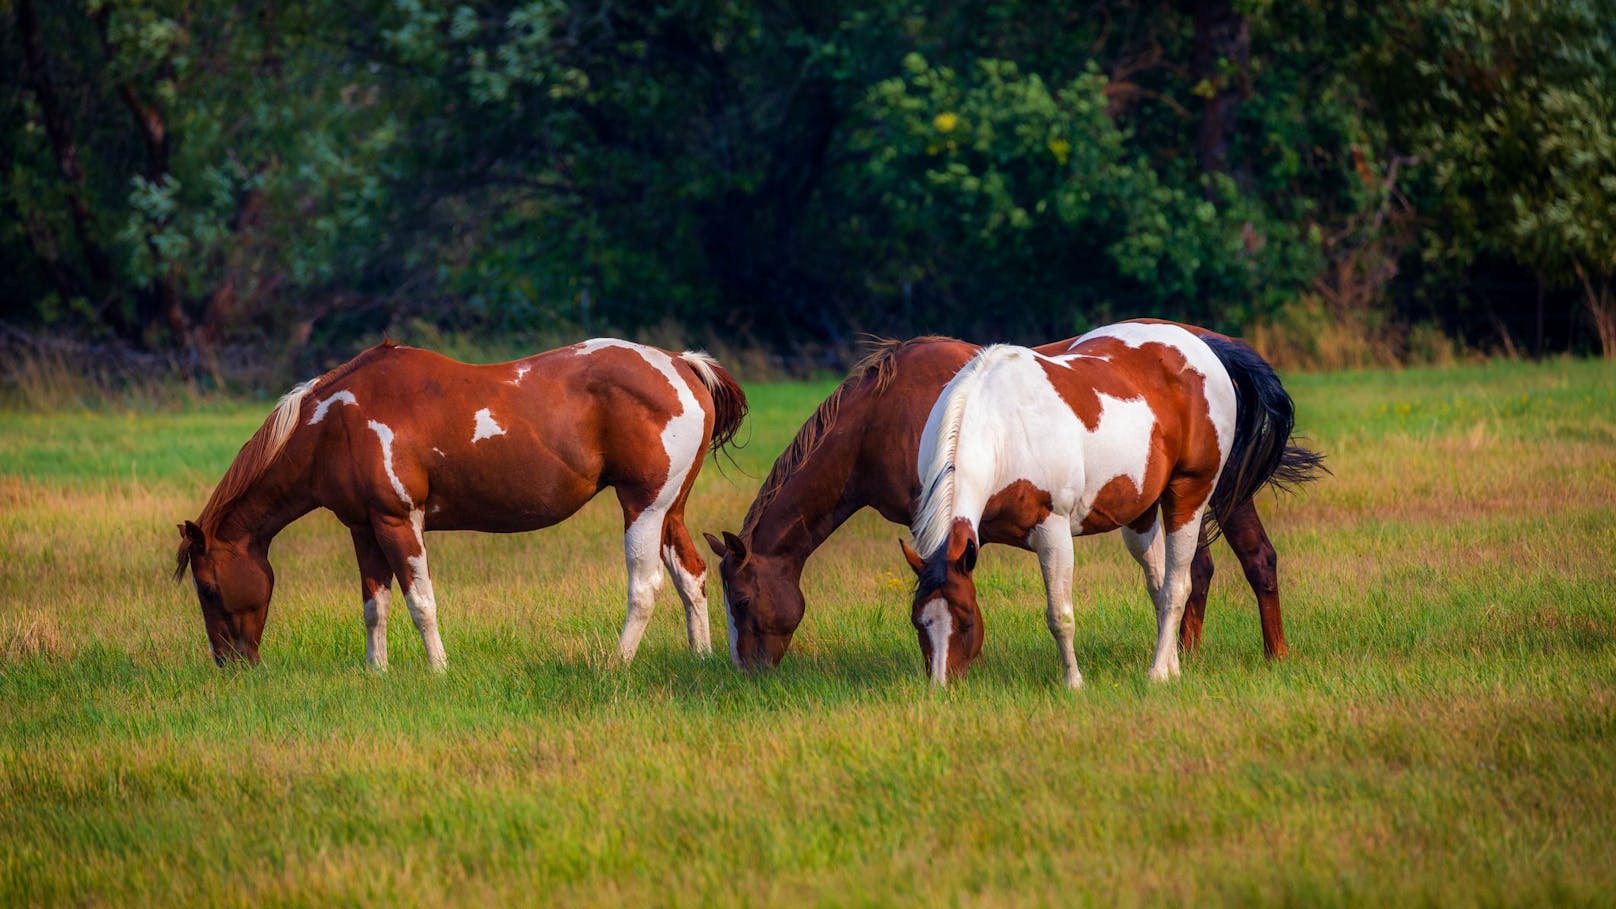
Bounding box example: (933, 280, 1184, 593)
(371, 510, 447, 672)
(661, 513, 712, 656)
(616, 503, 667, 663)
(1221, 498, 1288, 659)
(351, 527, 395, 671)
(1148, 509, 1204, 682)
(1031, 515, 1081, 689)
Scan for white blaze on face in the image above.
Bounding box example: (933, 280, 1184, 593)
(919, 597, 952, 685)
(471, 407, 506, 442)
(367, 420, 413, 508)
(308, 390, 358, 424)
(722, 587, 740, 666)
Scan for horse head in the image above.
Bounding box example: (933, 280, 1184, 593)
(901, 519, 984, 685)
(176, 521, 273, 666)
(704, 530, 804, 670)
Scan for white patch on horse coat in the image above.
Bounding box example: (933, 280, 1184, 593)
(433, 447, 446, 458)
(471, 407, 506, 442)
(367, 420, 414, 508)
(919, 597, 952, 685)
(308, 390, 358, 425)
(509, 364, 532, 385)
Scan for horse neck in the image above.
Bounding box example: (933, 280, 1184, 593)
(208, 450, 318, 551)
(743, 428, 871, 571)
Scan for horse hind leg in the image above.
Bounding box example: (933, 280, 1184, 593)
(661, 511, 712, 656)
(615, 490, 668, 663)
(1221, 498, 1288, 659)
(1180, 543, 1214, 654)
(371, 510, 448, 672)
(1148, 499, 1207, 682)
(351, 527, 395, 671)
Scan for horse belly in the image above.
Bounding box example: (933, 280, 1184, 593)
(420, 451, 600, 534)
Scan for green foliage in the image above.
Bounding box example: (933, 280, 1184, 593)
(1, 0, 1610, 360)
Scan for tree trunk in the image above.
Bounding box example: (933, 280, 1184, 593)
(1186, 0, 1250, 181)
(1574, 261, 1616, 359)
(14, 0, 134, 340)
(91, 4, 192, 351)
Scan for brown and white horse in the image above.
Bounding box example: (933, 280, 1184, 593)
(705, 323, 1322, 672)
(175, 338, 746, 670)
(901, 321, 1304, 686)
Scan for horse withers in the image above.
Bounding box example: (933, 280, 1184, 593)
(175, 339, 746, 670)
(902, 321, 1307, 686)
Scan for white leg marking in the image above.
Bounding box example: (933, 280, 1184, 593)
(919, 597, 953, 686)
(662, 543, 712, 655)
(471, 407, 506, 442)
(367, 420, 414, 508)
(1148, 513, 1204, 682)
(616, 511, 667, 662)
(364, 586, 391, 671)
(401, 509, 446, 672)
(1032, 514, 1082, 689)
(308, 390, 358, 425)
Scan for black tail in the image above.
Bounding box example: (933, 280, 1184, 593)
(1201, 336, 1328, 539)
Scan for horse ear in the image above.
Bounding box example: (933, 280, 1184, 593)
(721, 531, 748, 563)
(703, 532, 728, 559)
(957, 538, 977, 574)
(179, 520, 206, 553)
(899, 539, 925, 576)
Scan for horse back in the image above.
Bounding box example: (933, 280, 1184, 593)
(294, 341, 713, 532)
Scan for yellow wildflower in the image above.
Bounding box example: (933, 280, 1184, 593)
(933, 111, 959, 133)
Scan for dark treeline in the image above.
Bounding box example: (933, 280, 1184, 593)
(3, 0, 1614, 376)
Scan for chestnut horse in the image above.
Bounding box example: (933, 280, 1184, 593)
(901, 321, 1303, 686)
(175, 338, 746, 670)
(705, 321, 1322, 671)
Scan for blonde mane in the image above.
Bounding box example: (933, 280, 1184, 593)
(174, 343, 397, 579)
(910, 344, 1018, 559)
(741, 336, 952, 534)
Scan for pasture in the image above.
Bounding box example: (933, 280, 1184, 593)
(2, 358, 1614, 906)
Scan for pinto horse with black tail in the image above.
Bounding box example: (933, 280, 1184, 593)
(175, 339, 746, 670)
(705, 322, 1323, 672)
(901, 321, 1307, 686)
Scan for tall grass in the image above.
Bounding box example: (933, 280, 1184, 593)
(2, 359, 1613, 906)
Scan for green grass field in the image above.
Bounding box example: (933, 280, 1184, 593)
(3, 359, 1614, 906)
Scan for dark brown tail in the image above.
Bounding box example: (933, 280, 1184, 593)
(1201, 336, 1328, 540)
(681, 351, 748, 453)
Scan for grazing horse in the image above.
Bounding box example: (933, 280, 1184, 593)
(705, 322, 1323, 671)
(174, 338, 746, 670)
(901, 321, 1303, 686)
